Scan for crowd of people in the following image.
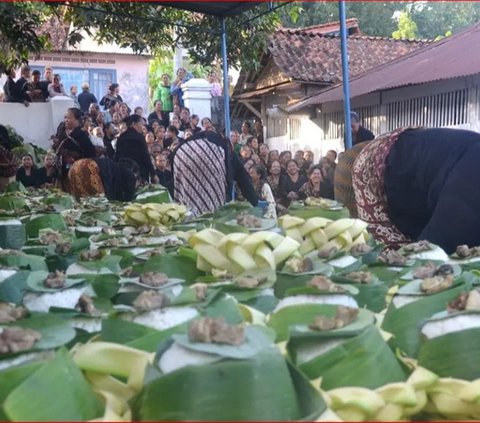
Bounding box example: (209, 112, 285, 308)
(3, 64, 338, 218)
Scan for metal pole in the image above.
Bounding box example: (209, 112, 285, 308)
(221, 16, 231, 138)
(339, 0, 353, 150)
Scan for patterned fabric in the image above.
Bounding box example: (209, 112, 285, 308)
(68, 159, 105, 199)
(334, 142, 370, 218)
(173, 138, 227, 217)
(267, 175, 281, 199)
(352, 128, 414, 247)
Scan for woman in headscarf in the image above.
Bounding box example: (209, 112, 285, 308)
(170, 130, 258, 217)
(249, 164, 276, 219)
(69, 157, 140, 201)
(335, 127, 480, 253)
(115, 115, 159, 184)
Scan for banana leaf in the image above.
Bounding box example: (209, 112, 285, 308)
(25, 270, 85, 293)
(87, 273, 120, 299)
(331, 274, 388, 313)
(3, 348, 103, 421)
(131, 345, 326, 421)
(141, 254, 202, 283)
(0, 271, 29, 304)
(44, 194, 74, 211)
(201, 295, 244, 324)
(275, 263, 334, 299)
(290, 325, 406, 390)
(73, 255, 122, 273)
(0, 195, 26, 211)
(381, 277, 472, 357)
(0, 219, 25, 249)
(241, 293, 279, 314)
(135, 189, 171, 204)
(0, 361, 43, 420)
(0, 253, 47, 271)
(288, 203, 350, 220)
(268, 303, 358, 342)
(4, 181, 26, 193)
(418, 325, 480, 380)
(25, 214, 67, 237)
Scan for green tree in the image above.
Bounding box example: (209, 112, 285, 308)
(392, 10, 418, 39)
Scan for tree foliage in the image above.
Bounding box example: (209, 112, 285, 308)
(392, 10, 418, 40)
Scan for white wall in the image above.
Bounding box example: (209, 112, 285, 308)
(0, 97, 73, 150)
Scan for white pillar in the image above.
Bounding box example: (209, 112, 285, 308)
(182, 78, 212, 120)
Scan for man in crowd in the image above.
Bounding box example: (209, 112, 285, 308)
(351, 111, 375, 146)
(78, 82, 98, 113)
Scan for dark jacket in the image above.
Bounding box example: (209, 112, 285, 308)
(353, 126, 375, 145)
(3, 77, 21, 103)
(385, 127, 480, 253)
(15, 77, 31, 102)
(147, 111, 169, 129)
(36, 167, 58, 186)
(95, 158, 137, 202)
(16, 167, 37, 187)
(78, 91, 98, 113)
(115, 127, 155, 182)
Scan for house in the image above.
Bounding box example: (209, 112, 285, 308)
(232, 19, 429, 158)
(287, 22, 480, 148)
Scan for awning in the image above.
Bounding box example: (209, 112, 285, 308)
(235, 82, 300, 100)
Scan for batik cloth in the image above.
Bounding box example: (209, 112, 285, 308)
(172, 137, 227, 217)
(68, 158, 105, 199)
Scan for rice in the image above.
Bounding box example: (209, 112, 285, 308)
(273, 295, 358, 313)
(0, 269, 17, 283)
(408, 245, 449, 261)
(0, 219, 22, 226)
(158, 342, 222, 374)
(421, 314, 480, 339)
(392, 295, 421, 309)
(23, 287, 89, 312)
(327, 255, 358, 268)
(132, 306, 199, 331)
(295, 339, 345, 365)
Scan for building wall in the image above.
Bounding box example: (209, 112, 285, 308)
(0, 51, 150, 113)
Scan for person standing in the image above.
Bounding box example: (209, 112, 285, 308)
(350, 111, 374, 146)
(154, 74, 173, 114)
(68, 85, 80, 108)
(170, 68, 192, 108)
(78, 83, 98, 114)
(148, 100, 169, 128)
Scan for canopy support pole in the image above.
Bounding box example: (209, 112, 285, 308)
(339, 0, 353, 150)
(221, 16, 231, 137)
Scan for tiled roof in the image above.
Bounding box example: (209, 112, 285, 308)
(268, 28, 430, 85)
(287, 21, 480, 111)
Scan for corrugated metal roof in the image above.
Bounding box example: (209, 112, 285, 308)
(289, 22, 480, 111)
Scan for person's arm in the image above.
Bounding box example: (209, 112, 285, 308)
(60, 84, 67, 96)
(47, 84, 58, 98)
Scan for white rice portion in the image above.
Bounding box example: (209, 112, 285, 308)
(421, 314, 480, 339)
(76, 226, 104, 234)
(158, 342, 222, 374)
(392, 295, 421, 309)
(0, 269, 17, 283)
(66, 263, 111, 276)
(0, 219, 22, 226)
(0, 350, 55, 372)
(328, 255, 358, 268)
(296, 339, 345, 365)
(132, 306, 199, 331)
(23, 287, 89, 313)
(408, 245, 449, 261)
(70, 317, 103, 333)
(273, 295, 358, 313)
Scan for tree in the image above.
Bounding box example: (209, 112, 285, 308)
(0, 2, 285, 73)
(392, 10, 418, 39)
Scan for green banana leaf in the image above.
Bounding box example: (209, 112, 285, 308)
(291, 325, 406, 390)
(0, 196, 26, 211)
(141, 254, 202, 283)
(135, 189, 171, 204)
(25, 270, 85, 293)
(3, 349, 103, 421)
(0, 220, 25, 250)
(44, 194, 74, 211)
(131, 345, 326, 421)
(0, 361, 44, 420)
(25, 214, 67, 237)
(331, 273, 388, 313)
(275, 264, 334, 299)
(0, 254, 47, 271)
(288, 203, 350, 220)
(381, 277, 472, 357)
(4, 181, 27, 193)
(0, 271, 29, 304)
(87, 273, 120, 299)
(418, 313, 480, 380)
(268, 303, 358, 342)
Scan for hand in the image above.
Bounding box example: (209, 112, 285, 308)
(151, 175, 160, 184)
(287, 191, 298, 200)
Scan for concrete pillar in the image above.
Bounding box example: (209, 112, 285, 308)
(182, 78, 212, 121)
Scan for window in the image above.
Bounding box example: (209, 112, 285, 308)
(30, 66, 116, 102)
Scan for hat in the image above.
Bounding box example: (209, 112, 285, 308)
(350, 111, 360, 122)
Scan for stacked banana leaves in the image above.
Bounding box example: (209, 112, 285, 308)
(1, 185, 480, 421)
